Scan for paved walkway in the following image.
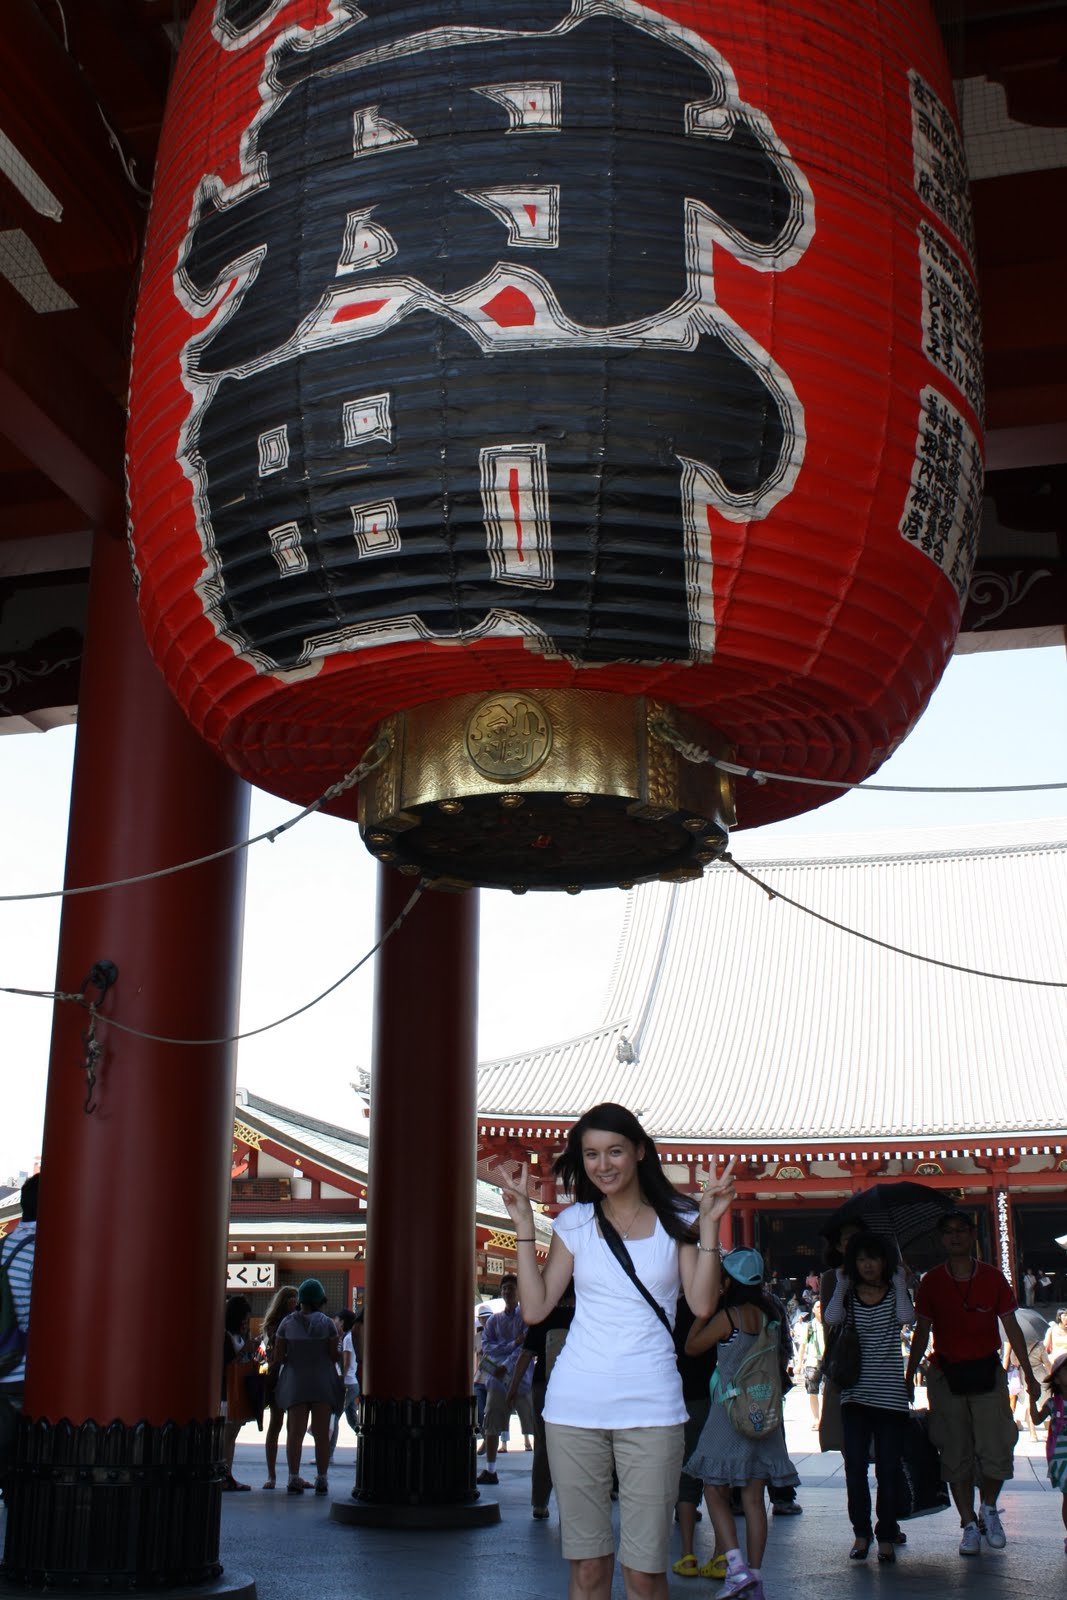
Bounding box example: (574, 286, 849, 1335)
(220, 1388, 1063, 1600)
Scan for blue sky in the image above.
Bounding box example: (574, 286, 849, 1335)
(2, 644, 1065, 1182)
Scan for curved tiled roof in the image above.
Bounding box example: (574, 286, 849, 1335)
(236, 1089, 553, 1237)
(477, 820, 1067, 1143)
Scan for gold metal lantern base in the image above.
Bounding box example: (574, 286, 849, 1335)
(358, 691, 735, 892)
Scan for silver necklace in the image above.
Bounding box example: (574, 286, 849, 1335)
(606, 1199, 645, 1239)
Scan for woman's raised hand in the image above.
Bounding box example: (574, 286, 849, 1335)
(697, 1156, 737, 1221)
(490, 1160, 535, 1225)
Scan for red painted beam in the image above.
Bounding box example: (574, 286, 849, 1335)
(57, 0, 170, 175)
(0, 278, 124, 524)
(0, 0, 143, 273)
(972, 169, 1067, 432)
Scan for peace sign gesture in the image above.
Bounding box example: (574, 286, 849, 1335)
(488, 1159, 535, 1228)
(696, 1156, 737, 1223)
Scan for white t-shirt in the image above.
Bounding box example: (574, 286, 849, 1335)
(542, 1201, 690, 1429)
(341, 1331, 358, 1390)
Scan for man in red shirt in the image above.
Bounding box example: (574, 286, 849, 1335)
(905, 1210, 1041, 1558)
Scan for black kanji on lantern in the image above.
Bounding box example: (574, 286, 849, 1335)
(176, 0, 812, 672)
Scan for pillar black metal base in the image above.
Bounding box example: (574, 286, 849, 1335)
(332, 1395, 499, 1528)
(1, 1414, 247, 1591)
(331, 1496, 500, 1529)
(0, 1575, 256, 1599)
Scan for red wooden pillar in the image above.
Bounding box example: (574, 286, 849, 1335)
(739, 1203, 756, 1248)
(339, 869, 497, 1527)
(2, 528, 252, 1593)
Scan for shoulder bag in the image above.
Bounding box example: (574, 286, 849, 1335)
(594, 1200, 673, 1335)
(825, 1293, 862, 1389)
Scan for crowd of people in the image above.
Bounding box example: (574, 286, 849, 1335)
(489, 1104, 1067, 1600)
(220, 1279, 361, 1496)
(4, 1150, 1066, 1595)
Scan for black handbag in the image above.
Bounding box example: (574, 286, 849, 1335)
(889, 1410, 951, 1519)
(940, 1353, 999, 1395)
(825, 1296, 862, 1388)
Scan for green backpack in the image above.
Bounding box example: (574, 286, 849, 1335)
(711, 1310, 783, 1440)
(0, 1236, 30, 1380)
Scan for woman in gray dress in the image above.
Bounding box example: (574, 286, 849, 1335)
(684, 1250, 799, 1600)
(274, 1278, 340, 1494)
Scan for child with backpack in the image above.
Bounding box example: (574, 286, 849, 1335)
(1034, 1351, 1067, 1554)
(683, 1249, 799, 1600)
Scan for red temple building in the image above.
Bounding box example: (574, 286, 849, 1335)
(475, 819, 1067, 1284)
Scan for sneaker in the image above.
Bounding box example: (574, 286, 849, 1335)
(476, 1469, 498, 1485)
(720, 1566, 759, 1598)
(772, 1500, 803, 1515)
(981, 1505, 1006, 1549)
(532, 1505, 550, 1521)
(958, 1522, 981, 1557)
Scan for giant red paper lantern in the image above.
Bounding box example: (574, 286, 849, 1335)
(127, 0, 982, 890)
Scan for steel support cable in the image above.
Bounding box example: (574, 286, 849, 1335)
(721, 854, 1066, 988)
(0, 736, 391, 904)
(650, 717, 1067, 794)
(0, 880, 426, 1044)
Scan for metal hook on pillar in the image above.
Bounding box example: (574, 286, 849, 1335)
(79, 960, 118, 1115)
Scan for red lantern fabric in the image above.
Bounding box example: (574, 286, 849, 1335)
(127, 0, 982, 829)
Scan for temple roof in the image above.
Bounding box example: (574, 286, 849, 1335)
(235, 1089, 551, 1237)
(476, 819, 1067, 1145)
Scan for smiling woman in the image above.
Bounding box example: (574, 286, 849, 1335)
(494, 1103, 735, 1600)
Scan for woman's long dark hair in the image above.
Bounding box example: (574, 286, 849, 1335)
(842, 1230, 898, 1288)
(224, 1295, 251, 1333)
(553, 1102, 695, 1243)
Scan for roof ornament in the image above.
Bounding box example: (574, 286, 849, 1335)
(616, 1037, 637, 1065)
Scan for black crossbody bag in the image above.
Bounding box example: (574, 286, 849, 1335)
(594, 1199, 673, 1335)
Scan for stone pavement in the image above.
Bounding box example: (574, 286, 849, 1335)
(219, 1388, 1064, 1600)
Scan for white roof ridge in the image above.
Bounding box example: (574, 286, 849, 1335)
(726, 831, 1067, 872)
(478, 1017, 628, 1069)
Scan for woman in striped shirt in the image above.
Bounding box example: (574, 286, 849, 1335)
(824, 1231, 914, 1564)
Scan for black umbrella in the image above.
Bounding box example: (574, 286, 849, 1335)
(822, 1182, 953, 1250)
(1013, 1307, 1051, 1347)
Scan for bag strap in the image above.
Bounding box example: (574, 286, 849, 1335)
(0, 1236, 30, 1284)
(594, 1200, 673, 1335)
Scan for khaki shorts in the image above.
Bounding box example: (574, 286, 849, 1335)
(483, 1385, 534, 1436)
(545, 1421, 685, 1573)
(926, 1365, 1018, 1484)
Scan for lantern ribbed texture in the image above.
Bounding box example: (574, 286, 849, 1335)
(127, 0, 982, 831)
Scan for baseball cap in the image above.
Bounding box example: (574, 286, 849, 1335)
(722, 1247, 764, 1286)
(938, 1209, 976, 1230)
